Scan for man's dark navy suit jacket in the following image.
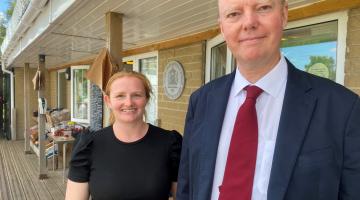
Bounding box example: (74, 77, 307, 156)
(176, 60, 360, 200)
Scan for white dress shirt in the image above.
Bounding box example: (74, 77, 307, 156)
(211, 55, 288, 200)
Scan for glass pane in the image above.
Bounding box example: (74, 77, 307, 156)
(72, 69, 89, 120)
(281, 20, 338, 81)
(210, 42, 227, 80)
(58, 72, 67, 109)
(140, 57, 157, 125)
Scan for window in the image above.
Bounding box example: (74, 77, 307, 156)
(140, 57, 158, 125)
(57, 69, 67, 109)
(281, 11, 347, 84)
(205, 34, 235, 83)
(71, 66, 90, 124)
(123, 52, 159, 125)
(205, 11, 347, 84)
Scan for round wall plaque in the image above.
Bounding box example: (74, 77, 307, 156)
(163, 61, 185, 100)
(307, 63, 330, 78)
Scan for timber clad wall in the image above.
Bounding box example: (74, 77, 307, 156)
(345, 8, 360, 95)
(158, 42, 205, 134)
(15, 68, 47, 140)
(49, 70, 71, 110)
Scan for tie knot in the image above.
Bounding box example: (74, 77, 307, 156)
(245, 85, 263, 100)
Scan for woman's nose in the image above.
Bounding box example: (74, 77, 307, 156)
(123, 96, 133, 105)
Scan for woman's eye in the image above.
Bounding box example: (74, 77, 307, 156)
(133, 93, 144, 98)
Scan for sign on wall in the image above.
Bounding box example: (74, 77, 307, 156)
(163, 61, 185, 100)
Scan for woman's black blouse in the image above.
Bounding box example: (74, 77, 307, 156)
(68, 124, 182, 200)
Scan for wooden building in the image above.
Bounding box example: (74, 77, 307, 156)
(1, 0, 360, 179)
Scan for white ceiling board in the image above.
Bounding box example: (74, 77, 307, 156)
(7, 0, 324, 68)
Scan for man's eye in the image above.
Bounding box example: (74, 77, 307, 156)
(226, 12, 241, 18)
(258, 5, 272, 12)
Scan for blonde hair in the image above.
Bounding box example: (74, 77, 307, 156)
(105, 71, 152, 124)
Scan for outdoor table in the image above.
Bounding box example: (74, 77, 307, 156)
(47, 134, 75, 182)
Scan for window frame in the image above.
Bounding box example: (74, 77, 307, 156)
(70, 65, 90, 124)
(123, 51, 159, 125)
(205, 34, 233, 83)
(284, 11, 348, 84)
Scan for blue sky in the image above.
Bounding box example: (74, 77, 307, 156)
(0, 1, 9, 12)
(281, 41, 337, 71)
(0, 0, 9, 19)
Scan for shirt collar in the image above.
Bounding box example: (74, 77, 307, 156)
(232, 54, 288, 98)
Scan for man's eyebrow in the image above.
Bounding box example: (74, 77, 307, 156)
(257, 0, 273, 3)
(221, 7, 241, 14)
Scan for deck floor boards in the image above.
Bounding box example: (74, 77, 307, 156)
(0, 139, 67, 200)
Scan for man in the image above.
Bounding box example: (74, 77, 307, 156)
(176, 0, 360, 200)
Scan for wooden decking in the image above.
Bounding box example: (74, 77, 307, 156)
(0, 138, 67, 200)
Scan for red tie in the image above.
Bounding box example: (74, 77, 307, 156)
(219, 85, 263, 200)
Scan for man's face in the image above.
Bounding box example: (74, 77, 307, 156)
(218, 0, 288, 68)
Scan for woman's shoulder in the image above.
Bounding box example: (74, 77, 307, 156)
(148, 124, 182, 144)
(74, 126, 113, 148)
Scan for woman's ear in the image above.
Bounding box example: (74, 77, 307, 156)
(104, 94, 111, 109)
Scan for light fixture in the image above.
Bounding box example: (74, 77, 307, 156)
(65, 67, 71, 80)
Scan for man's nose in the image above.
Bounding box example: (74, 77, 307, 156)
(242, 10, 258, 31)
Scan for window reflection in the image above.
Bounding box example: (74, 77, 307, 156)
(281, 20, 338, 81)
(210, 42, 227, 80)
(72, 68, 89, 122)
(140, 57, 157, 125)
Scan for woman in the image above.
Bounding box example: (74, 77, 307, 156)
(65, 71, 182, 200)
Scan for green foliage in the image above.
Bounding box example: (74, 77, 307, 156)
(0, 23, 5, 45)
(304, 56, 336, 80)
(6, 0, 15, 21)
(0, 0, 16, 46)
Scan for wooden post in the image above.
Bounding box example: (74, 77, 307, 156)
(105, 12, 124, 72)
(38, 55, 48, 179)
(24, 63, 31, 154)
(101, 12, 126, 127)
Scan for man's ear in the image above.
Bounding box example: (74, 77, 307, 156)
(219, 20, 226, 39)
(282, 1, 289, 29)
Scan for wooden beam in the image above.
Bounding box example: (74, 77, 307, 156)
(288, 0, 360, 22)
(123, 28, 220, 57)
(48, 55, 96, 72)
(106, 12, 123, 71)
(37, 55, 48, 179)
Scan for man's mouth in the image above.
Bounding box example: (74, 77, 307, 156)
(239, 36, 266, 43)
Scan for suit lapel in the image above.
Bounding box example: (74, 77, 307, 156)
(197, 72, 235, 200)
(267, 61, 317, 200)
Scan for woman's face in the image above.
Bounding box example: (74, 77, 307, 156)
(104, 76, 148, 124)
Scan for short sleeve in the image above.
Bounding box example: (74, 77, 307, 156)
(169, 130, 183, 182)
(68, 130, 94, 182)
